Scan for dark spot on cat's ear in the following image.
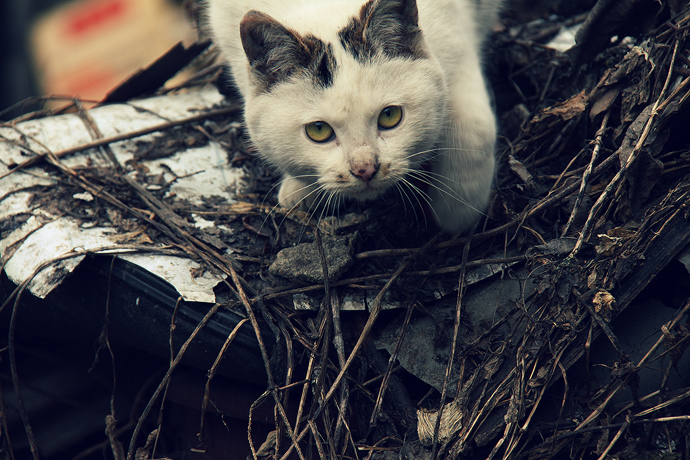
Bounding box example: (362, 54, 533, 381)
(303, 36, 338, 88)
(339, 0, 426, 62)
(240, 10, 337, 92)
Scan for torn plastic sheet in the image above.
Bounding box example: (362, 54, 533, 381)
(377, 242, 690, 400)
(0, 88, 243, 302)
(375, 268, 524, 393)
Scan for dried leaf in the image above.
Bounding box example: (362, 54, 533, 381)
(481, 355, 504, 380)
(508, 155, 534, 185)
(105, 415, 126, 460)
(527, 90, 588, 136)
(256, 430, 278, 457)
(135, 429, 159, 460)
(417, 400, 464, 446)
(590, 86, 622, 121)
(596, 234, 623, 256)
(592, 289, 616, 317)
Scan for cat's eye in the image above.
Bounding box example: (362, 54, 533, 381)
(305, 121, 334, 143)
(378, 105, 403, 130)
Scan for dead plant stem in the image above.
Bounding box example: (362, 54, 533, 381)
(575, 298, 690, 431)
(562, 111, 610, 236)
(198, 318, 250, 442)
(125, 303, 223, 460)
(368, 302, 416, 427)
(596, 419, 629, 460)
(315, 229, 349, 451)
(226, 262, 307, 460)
(567, 38, 681, 258)
(432, 230, 473, 459)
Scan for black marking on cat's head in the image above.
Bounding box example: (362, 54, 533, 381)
(338, 0, 426, 62)
(240, 10, 337, 92)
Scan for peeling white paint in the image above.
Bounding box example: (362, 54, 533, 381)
(0, 88, 241, 302)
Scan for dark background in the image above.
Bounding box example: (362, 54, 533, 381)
(0, 1, 65, 120)
(0, 0, 189, 121)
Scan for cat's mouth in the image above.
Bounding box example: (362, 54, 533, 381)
(324, 165, 396, 201)
(340, 179, 390, 202)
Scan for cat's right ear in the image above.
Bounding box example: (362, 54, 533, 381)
(239, 11, 307, 90)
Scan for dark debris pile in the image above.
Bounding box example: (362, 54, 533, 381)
(3, 0, 690, 459)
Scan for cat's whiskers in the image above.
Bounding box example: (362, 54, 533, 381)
(261, 174, 318, 218)
(400, 176, 434, 207)
(292, 179, 351, 231)
(272, 177, 328, 231)
(394, 178, 434, 229)
(406, 168, 490, 217)
(310, 187, 333, 226)
(404, 146, 488, 163)
(314, 191, 337, 229)
(257, 180, 288, 240)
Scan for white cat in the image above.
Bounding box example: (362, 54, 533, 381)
(205, 0, 500, 233)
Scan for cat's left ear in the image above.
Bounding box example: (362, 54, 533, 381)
(367, 0, 424, 57)
(340, 0, 426, 60)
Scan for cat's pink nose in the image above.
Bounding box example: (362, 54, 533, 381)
(352, 162, 378, 182)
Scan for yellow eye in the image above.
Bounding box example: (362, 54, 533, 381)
(378, 105, 403, 130)
(305, 121, 334, 143)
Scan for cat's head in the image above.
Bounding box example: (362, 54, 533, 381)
(239, 0, 447, 205)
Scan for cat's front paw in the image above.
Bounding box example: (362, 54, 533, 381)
(277, 176, 316, 211)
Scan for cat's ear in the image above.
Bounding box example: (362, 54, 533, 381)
(239, 11, 305, 88)
(366, 0, 425, 57)
(340, 0, 426, 60)
(240, 11, 335, 91)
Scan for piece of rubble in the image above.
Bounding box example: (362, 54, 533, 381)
(269, 235, 354, 283)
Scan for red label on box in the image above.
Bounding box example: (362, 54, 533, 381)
(66, 0, 128, 37)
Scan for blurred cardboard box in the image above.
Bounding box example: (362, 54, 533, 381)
(31, 0, 195, 103)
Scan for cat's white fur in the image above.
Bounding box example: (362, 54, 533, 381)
(206, 0, 500, 233)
